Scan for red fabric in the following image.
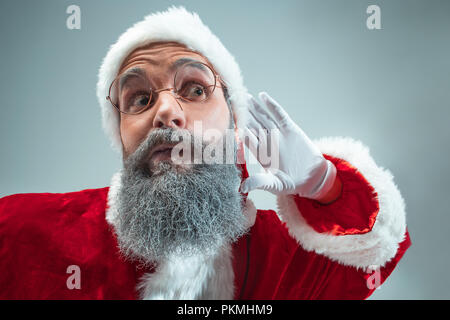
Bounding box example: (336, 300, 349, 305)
(231, 155, 411, 299)
(0, 155, 411, 300)
(232, 210, 410, 299)
(0, 189, 153, 299)
(292, 154, 379, 235)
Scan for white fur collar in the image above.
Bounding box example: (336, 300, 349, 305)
(105, 170, 257, 299)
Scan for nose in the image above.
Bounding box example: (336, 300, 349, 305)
(152, 91, 186, 129)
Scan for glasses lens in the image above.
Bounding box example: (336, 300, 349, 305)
(110, 72, 152, 114)
(174, 62, 216, 102)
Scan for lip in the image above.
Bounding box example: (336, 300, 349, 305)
(148, 143, 177, 163)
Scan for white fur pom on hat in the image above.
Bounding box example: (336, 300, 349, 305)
(96, 5, 249, 152)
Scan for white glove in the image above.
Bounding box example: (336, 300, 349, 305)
(240, 92, 337, 200)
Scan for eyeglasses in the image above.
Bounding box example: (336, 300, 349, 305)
(106, 61, 227, 115)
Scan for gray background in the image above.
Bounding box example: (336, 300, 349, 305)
(0, 0, 449, 299)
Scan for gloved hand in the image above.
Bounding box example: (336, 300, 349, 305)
(240, 92, 337, 201)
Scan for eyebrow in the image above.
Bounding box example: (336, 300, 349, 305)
(169, 57, 207, 72)
(118, 57, 208, 89)
(118, 67, 147, 90)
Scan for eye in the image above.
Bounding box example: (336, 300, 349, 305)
(133, 94, 150, 107)
(179, 82, 209, 101)
(122, 91, 152, 113)
(192, 86, 204, 96)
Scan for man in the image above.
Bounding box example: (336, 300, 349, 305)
(0, 6, 410, 299)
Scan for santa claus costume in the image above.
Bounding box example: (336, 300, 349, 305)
(0, 6, 410, 299)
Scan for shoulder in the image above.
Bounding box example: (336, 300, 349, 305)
(0, 187, 110, 227)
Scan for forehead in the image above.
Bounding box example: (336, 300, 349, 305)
(118, 41, 213, 75)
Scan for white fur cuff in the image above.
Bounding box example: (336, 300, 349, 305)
(276, 136, 408, 269)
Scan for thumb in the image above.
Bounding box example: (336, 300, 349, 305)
(240, 173, 279, 194)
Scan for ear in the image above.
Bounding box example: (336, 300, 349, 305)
(120, 137, 128, 160)
(233, 116, 240, 145)
(233, 110, 238, 129)
(234, 130, 246, 165)
(229, 106, 246, 164)
(118, 118, 128, 159)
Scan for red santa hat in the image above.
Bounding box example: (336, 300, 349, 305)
(96, 5, 250, 151)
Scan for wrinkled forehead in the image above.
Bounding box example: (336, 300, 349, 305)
(118, 41, 215, 76)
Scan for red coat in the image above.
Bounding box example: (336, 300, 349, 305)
(0, 137, 411, 299)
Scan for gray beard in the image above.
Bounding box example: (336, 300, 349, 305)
(115, 128, 248, 265)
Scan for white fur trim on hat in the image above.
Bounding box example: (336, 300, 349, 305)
(96, 6, 249, 152)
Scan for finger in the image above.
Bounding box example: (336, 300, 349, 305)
(248, 96, 277, 129)
(242, 127, 259, 157)
(240, 173, 279, 193)
(248, 103, 276, 131)
(246, 107, 266, 132)
(250, 94, 275, 121)
(245, 95, 267, 130)
(259, 92, 291, 125)
(245, 113, 269, 150)
(242, 127, 273, 169)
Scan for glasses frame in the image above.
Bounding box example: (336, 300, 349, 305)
(106, 61, 228, 115)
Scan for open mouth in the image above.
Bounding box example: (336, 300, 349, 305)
(148, 143, 177, 163)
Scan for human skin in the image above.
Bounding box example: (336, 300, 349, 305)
(117, 41, 231, 160)
(116, 41, 341, 204)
